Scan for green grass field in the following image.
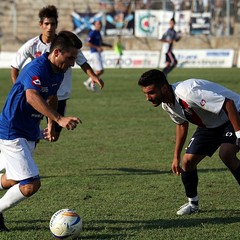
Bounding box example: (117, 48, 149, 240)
(0, 67, 240, 239)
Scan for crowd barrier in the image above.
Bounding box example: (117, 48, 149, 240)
(0, 49, 236, 69)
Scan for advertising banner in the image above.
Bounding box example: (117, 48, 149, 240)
(134, 10, 160, 38)
(135, 10, 191, 39)
(81, 50, 160, 69)
(159, 49, 234, 68)
(190, 12, 211, 35)
(105, 11, 134, 36)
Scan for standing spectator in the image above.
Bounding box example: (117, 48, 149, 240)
(84, 20, 112, 92)
(160, 18, 180, 76)
(0, 31, 81, 231)
(11, 5, 104, 141)
(114, 34, 124, 68)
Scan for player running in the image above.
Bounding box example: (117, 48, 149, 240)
(83, 20, 112, 92)
(160, 18, 180, 76)
(0, 31, 82, 231)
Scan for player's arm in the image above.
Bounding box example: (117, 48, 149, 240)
(10, 67, 20, 84)
(26, 89, 81, 132)
(86, 41, 102, 52)
(102, 42, 112, 48)
(11, 41, 32, 84)
(223, 98, 240, 142)
(80, 62, 104, 89)
(44, 95, 58, 141)
(172, 121, 189, 175)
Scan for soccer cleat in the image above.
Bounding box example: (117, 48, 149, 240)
(0, 213, 9, 232)
(83, 81, 96, 92)
(176, 202, 199, 216)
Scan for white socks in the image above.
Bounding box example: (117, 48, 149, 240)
(188, 196, 199, 203)
(85, 77, 92, 84)
(0, 183, 27, 212)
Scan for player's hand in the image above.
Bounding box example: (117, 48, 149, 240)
(92, 77, 104, 89)
(57, 116, 81, 130)
(171, 158, 181, 176)
(41, 127, 57, 142)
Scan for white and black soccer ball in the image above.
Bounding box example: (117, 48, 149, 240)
(49, 209, 82, 239)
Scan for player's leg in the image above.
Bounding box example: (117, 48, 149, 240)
(53, 99, 67, 142)
(163, 53, 171, 75)
(177, 127, 222, 215)
(84, 52, 103, 92)
(177, 153, 204, 215)
(219, 122, 240, 184)
(163, 52, 177, 75)
(0, 138, 41, 231)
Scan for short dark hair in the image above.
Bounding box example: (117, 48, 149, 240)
(50, 31, 82, 53)
(138, 69, 169, 87)
(170, 18, 175, 24)
(38, 5, 58, 26)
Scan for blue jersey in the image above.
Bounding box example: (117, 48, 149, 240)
(87, 30, 102, 53)
(0, 53, 64, 141)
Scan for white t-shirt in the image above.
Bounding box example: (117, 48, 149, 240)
(162, 79, 240, 128)
(11, 35, 87, 100)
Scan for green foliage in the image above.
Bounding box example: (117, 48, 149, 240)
(0, 68, 240, 239)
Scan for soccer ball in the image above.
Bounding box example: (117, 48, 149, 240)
(49, 209, 82, 239)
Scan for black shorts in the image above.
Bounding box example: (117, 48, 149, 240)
(55, 100, 67, 133)
(186, 121, 237, 157)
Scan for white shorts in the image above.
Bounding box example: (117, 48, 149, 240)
(0, 138, 39, 181)
(90, 52, 103, 71)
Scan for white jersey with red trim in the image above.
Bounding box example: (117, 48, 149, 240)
(162, 79, 240, 128)
(11, 35, 87, 100)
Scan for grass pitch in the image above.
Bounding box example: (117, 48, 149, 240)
(0, 68, 240, 239)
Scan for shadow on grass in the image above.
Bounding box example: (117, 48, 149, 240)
(80, 212, 240, 239)
(7, 211, 240, 239)
(86, 167, 228, 176)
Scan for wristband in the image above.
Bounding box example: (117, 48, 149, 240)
(235, 130, 240, 139)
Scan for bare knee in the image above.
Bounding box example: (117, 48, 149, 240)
(1, 174, 18, 189)
(219, 143, 239, 170)
(19, 179, 41, 197)
(96, 70, 104, 76)
(182, 154, 205, 172)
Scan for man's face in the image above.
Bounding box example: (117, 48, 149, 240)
(141, 84, 163, 107)
(40, 17, 57, 39)
(53, 48, 78, 73)
(94, 21, 102, 31)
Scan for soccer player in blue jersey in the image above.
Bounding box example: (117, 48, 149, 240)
(84, 20, 112, 92)
(11, 5, 104, 142)
(0, 31, 82, 231)
(160, 18, 180, 76)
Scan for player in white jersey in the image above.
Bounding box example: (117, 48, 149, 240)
(160, 18, 180, 76)
(138, 69, 240, 215)
(11, 5, 104, 142)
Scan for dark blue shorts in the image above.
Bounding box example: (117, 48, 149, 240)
(186, 121, 237, 157)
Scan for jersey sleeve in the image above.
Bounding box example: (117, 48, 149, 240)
(87, 31, 95, 43)
(162, 103, 186, 125)
(21, 64, 43, 93)
(11, 40, 33, 70)
(75, 50, 87, 66)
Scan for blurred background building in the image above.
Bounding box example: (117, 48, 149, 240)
(0, 0, 240, 52)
